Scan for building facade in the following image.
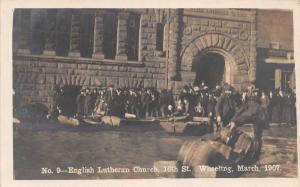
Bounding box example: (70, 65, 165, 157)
(12, 9, 294, 109)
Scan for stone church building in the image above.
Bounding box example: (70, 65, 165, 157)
(13, 9, 294, 108)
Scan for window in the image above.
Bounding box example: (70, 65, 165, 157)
(13, 9, 23, 53)
(56, 10, 71, 56)
(281, 70, 293, 91)
(127, 12, 140, 61)
(80, 10, 94, 58)
(30, 9, 46, 54)
(156, 23, 164, 51)
(103, 10, 118, 59)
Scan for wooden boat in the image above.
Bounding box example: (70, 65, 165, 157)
(59, 114, 212, 135)
(160, 117, 213, 136)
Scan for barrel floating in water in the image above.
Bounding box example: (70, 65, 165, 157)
(177, 138, 232, 178)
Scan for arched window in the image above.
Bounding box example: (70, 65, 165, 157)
(127, 12, 140, 61)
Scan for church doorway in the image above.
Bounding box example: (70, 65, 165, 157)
(193, 52, 225, 88)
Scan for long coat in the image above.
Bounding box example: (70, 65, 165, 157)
(231, 95, 264, 161)
(260, 95, 270, 121)
(215, 93, 236, 125)
(281, 94, 296, 124)
(76, 93, 84, 115)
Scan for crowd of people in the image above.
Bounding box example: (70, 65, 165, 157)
(51, 82, 297, 126)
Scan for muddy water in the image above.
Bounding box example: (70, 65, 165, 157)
(13, 124, 297, 179)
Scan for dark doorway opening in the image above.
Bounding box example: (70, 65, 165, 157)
(61, 85, 81, 117)
(193, 53, 225, 88)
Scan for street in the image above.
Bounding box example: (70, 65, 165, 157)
(13, 122, 297, 179)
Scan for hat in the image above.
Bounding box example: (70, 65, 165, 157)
(193, 86, 200, 92)
(223, 84, 233, 91)
(183, 85, 189, 90)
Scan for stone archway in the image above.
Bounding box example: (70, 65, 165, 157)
(194, 52, 226, 88)
(177, 33, 252, 90)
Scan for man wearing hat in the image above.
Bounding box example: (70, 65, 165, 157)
(179, 85, 191, 115)
(229, 87, 265, 161)
(215, 83, 236, 128)
(105, 85, 117, 115)
(75, 88, 85, 118)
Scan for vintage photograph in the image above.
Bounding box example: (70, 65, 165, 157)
(12, 8, 297, 179)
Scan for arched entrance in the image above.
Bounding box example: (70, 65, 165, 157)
(193, 52, 225, 88)
(176, 33, 253, 91)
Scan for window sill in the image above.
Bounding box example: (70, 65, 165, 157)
(14, 53, 145, 67)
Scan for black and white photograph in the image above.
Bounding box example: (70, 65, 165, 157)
(1, 0, 299, 184)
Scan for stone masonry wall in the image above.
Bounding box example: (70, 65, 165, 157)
(13, 57, 166, 109)
(13, 9, 257, 110)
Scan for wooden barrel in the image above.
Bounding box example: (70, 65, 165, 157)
(177, 139, 232, 178)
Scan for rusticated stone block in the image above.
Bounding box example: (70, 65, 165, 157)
(73, 69, 83, 75)
(21, 84, 35, 90)
(232, 74, 249, 84)
(42, 68, 61, 74)
(28, 74, 38, 83)
(85, 70, 98, 76)
(71, 75, 76, 85)
(75, 76, 81, 85)
(67, 69, 74, 75)
(147, 68, 158, 73)
(153, 74, 165, 79)
(56, 69, 68, 74)
(55, 75, 62, 85)
(118, 78, 128, 88)
(117, 72, 130, 77)
(119, 66, 128, 72)
(79, 76, 86, 85)
(46, 75, 55, 84)
(87, 64, 101, 70)
(159, 63, 166, 68)
(157, 80, 166, 90)
(36, 84, 46, 90)
(78, 64, 88, 69)
(106, 77, 119, 87)
(144, 79, 156, 88)
(158, 68, 166, 74)
(83, 76, 91, 86)
(57, 63, 77, 69)
(91, 76, 105, 86)
(37, 74, 46, 84)
(38, 90, 51, 96)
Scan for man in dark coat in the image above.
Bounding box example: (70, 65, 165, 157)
(206, 92, 217, 118)
(48, 86, 64, 119)
(215, 84, 236, 127)
(159, 89, 167, 117)
(230, 88, 265, 161)
(104, 85, 117, 115)
(166, 88, 175, 117)
(89, 88, 98, 114)
(75, 89, 85, 118)
(179, 86, 191, 115)
(83, 88, 91, 117)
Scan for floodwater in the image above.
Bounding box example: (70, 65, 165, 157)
(13, 121, 297, 179)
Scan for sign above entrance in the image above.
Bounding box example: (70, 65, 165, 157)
(183, 9, 255, 22)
